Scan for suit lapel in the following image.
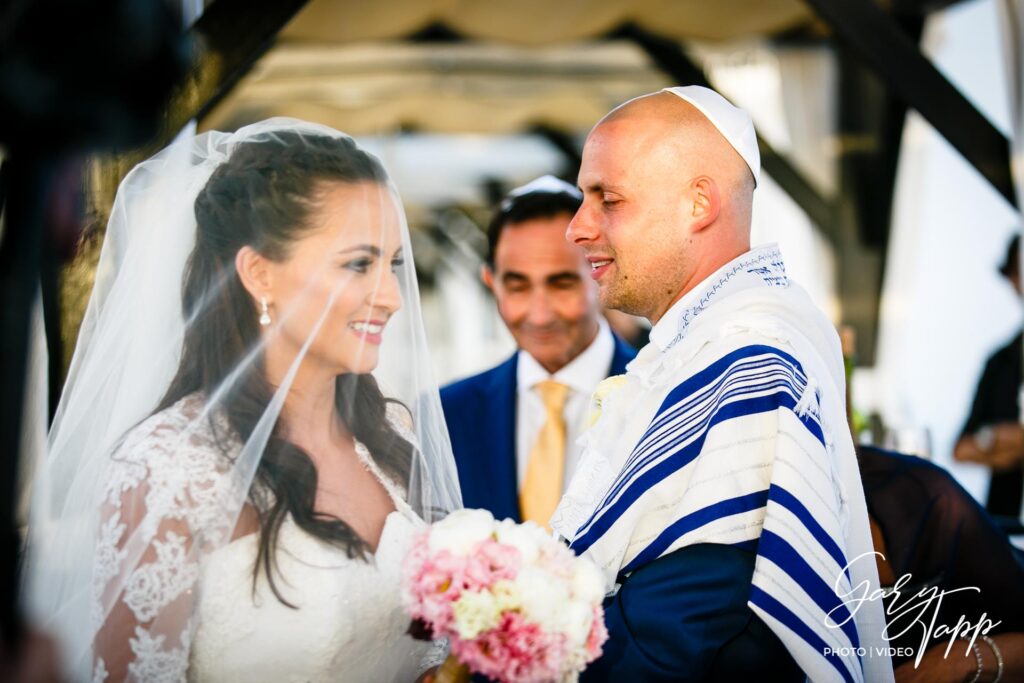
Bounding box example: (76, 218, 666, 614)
(475, 339, 634, 523)
(609, 334, 637, 376)
(484, 354, 521, 521)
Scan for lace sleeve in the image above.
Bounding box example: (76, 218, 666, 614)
(92, 497, 196, 683)
(91, 400, 241, 683)
(385, 400, 419, 448)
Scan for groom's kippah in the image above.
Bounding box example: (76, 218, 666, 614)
(661, 86, 760, 188)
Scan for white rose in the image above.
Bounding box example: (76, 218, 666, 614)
(571, 558, 606, 604)
(451, 589, 502, 639)
(586, 374, 629, 428)
(561, 599, 594, 647)
(490, 579, 521, 612)
(429, 508, 495, 555)
(515, 566, 570, 632)
(494, 519, 541, 564)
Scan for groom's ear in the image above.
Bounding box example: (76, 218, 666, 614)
(235, 246, 272, 301)
(688, 176, 720, 232)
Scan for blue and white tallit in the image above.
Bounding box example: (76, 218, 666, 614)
(551, 245, 892, 683)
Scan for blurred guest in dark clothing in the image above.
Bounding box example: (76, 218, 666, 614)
(955, 235, 1024, 519)
(860, 445, 1024, 683)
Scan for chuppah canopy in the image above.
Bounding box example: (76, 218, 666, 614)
(201, 41, 673, 135)
(278, 0, 812, 45)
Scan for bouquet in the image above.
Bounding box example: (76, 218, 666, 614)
(402, 509, 608, 683)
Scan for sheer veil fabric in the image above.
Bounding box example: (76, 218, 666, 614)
(22, 119, 462, 681)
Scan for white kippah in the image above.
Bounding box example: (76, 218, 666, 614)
(661, 86, 760, 188)
(506, 174, 582, 200)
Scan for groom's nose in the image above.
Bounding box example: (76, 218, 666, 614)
(566, 203, 598, 245)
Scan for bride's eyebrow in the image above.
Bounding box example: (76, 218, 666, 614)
(336, 245, 381, 256)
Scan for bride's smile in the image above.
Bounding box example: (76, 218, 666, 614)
(241, 180, 405, 379)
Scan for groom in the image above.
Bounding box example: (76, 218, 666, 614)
(554, 87, 892, 682)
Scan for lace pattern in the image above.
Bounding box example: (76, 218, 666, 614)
(92, 394, 238, 681)
(121, 532, 199, 622)
(126, 625, 191, 683)
(91, 394, 436, 682)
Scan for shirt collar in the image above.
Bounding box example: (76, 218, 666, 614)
(648, 244, 789, 352)
(517, 317, 615, 394)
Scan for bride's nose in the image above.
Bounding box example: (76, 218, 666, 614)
(367, 269, 402, 313)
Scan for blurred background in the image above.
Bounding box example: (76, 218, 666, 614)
(48, 0, 1024, 507)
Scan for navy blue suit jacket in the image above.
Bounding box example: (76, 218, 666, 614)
(582, 543, 802, 682)
(440, 334, 636, 522)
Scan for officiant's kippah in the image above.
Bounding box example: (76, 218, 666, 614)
(507, 174, 582, 200)
(501, 174, 582, 211)
(661, 86, 760, 188)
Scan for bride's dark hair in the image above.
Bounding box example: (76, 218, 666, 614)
(157, 130, 414, 606)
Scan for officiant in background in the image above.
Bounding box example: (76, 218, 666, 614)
(440, 177, 636, 528)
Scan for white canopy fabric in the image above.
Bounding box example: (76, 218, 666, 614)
(206, 0, 816, 136)
(202, 41, 671, 134)
(279, 0, 811, 45)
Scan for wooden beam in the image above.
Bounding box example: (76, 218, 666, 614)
(64, 0, 312, 383)
(801, 0, 1017, 207)
(531, 124, 582, 181)
(833, 43, 920, 365)
(0, 158, 48, 647)
(163, 0, 310, 143)
(890, 0, 975, 14)
(80, 0, 312, 236)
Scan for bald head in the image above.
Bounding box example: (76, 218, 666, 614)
(567, 89, 759, 323)
(600, 92, 756, 211)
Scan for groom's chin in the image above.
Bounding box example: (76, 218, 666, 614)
(599, 290, 635, 318)
(597, 287, 618, 309)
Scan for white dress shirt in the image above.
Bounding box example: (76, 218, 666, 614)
(515, 317, 615, 493)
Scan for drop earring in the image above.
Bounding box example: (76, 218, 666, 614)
(259, 296, 271, 326)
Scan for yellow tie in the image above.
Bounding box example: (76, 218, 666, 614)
(520, 379, 570, 529)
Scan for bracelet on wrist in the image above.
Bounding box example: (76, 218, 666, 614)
(963, 638, 984, 683)
(981, 635, 1004, 683)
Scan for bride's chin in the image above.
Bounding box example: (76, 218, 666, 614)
(336, 353, 379, 376)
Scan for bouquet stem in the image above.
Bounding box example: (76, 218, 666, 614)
(433, 654, 470, 683)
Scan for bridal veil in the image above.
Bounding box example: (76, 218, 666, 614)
(21, 119, 462, 680)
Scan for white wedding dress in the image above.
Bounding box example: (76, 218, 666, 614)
(93, 394, 443, 683)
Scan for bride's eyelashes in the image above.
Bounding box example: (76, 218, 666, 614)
(340, 257, 404, 274)
(343, 257, 374, 273)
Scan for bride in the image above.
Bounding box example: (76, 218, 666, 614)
(22, 120, 462, 682)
